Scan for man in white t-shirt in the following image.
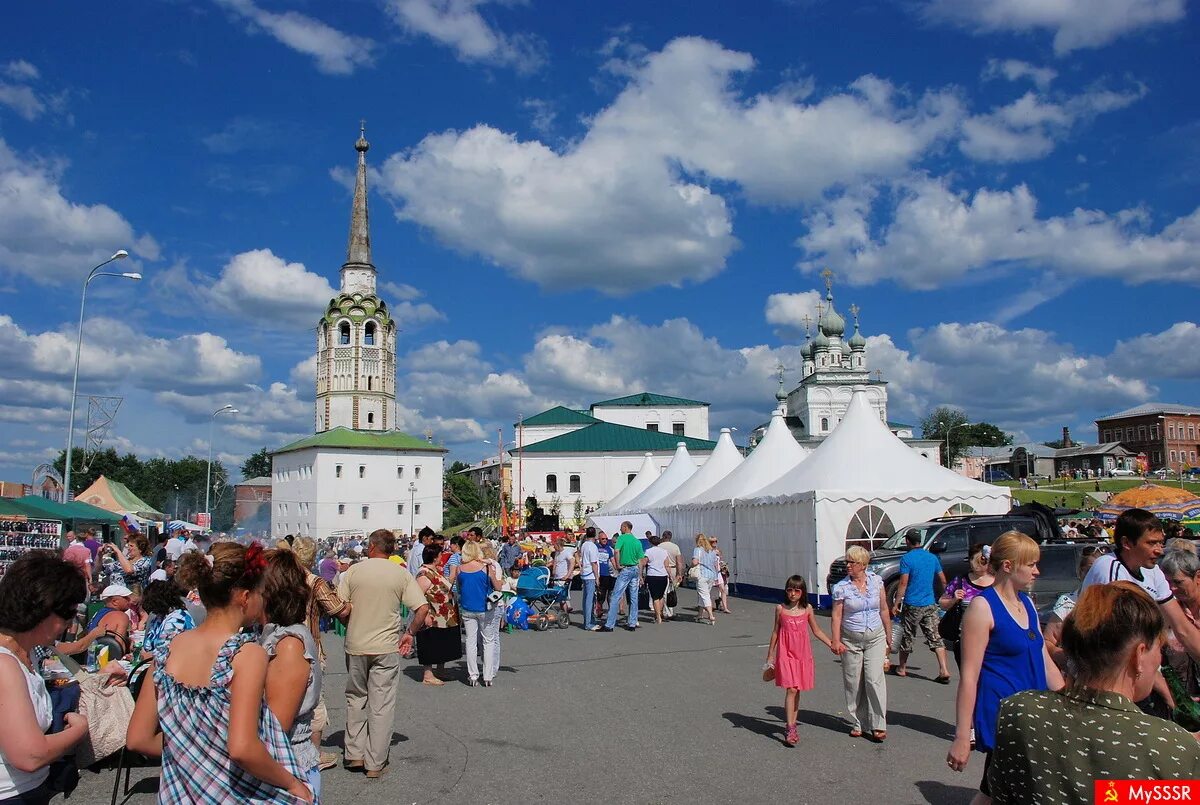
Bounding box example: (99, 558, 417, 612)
(578, 528, 601, 631)
(659, 531, 683, 620)
(1081, 507, 1200, 664)
(163, 533, 187, 562)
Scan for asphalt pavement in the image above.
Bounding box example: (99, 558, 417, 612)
(66, 593, 979, 805)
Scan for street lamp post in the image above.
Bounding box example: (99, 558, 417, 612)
(408, 481, 417, 538)
(205, 404, 238, 525)
(939, 420, 969, 471)
(62, 250, 139, 500)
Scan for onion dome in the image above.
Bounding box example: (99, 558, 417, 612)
(820, 296, 846, 338)
(841, 340, 852, 360)
(812, 326, 830, 350)
(800, 337, 812, 360)
(849, 324, 866, 350)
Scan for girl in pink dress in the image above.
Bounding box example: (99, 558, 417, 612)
(765, 575, 835, 746)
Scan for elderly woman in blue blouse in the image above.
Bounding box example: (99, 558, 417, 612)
(830, 545, 892, 741)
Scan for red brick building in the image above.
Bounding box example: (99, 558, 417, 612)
(234, 476, 272, 533)
(1096, 403, 1200, 471)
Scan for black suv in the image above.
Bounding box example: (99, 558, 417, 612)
(825, 505, 1101, 610)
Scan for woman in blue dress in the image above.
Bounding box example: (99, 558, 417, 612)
(946, 531, 1064, 805)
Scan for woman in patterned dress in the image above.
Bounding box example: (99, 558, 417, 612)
(99, 534, 154, 591)
(127, 544, 313, 803)
(414, 544, 463, 686)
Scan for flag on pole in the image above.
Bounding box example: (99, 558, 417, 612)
(120, 513, 141, 536)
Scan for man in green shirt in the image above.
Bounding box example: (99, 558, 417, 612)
(601, 521, 646, 632)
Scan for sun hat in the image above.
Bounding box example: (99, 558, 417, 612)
(100, 584, 133, 599)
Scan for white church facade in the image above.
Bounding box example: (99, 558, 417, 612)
(271, 127, 445, 540)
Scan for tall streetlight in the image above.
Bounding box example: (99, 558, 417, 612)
(939, 419, 970, 471)
(63, 250, 140, 501)
(408, 481, 417, 538)
(205, 404, 238, 525)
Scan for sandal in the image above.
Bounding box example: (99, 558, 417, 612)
(934, 674, 951, 685)
(785, 725, 799, 746)
(849, 728, 863, 738)
(871, 730, 887, 742)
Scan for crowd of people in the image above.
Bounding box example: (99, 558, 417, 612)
(1, 508, 1198, 802)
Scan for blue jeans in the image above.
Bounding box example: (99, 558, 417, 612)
(582, 578, 596, 628)
(605, 566, 640, 628)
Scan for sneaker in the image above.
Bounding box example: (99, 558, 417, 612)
(587, 625, 601, 631)
(598, 626, 614, 632)
(785, 725, 799, 746)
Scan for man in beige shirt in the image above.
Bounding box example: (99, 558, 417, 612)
(337, 529, 430, 778)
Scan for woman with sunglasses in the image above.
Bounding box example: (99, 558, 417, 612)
(831, 546, 892, 741)
(1043, 544, 1106, 671)
(0, 553, 90, 805)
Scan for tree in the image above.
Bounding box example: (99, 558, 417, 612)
(443, 471, 483, 527)
(573, 496, 584, 529)
(961, 422, 1012, 448)
(921, 409, 1012, 467)
(240, 448, 272, 481)
(448, 460, 469, 473)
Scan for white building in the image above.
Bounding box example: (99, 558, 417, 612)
(272, 127, 445, 539)
(271, 430, 445, 538)
(511, 395, 717, 521)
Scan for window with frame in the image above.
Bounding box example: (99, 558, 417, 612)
(1126, 427, 1134, 440)
(339, 322, 350, 345)
(672, 423, 685, 436)
(1190, 426, 1196, 440)
(397, 466, 404, 478)
(414, 503, 421, 515)
(821, 417, 829, 432)
(338, 504, 345, 515)
(1171, 450, 1178, 462)
(546, 474, 558, 494)
(367, 412, 374, 424)
(397, 503, 404, 515)
(646, 423, 659, 432)
(364, 321, 376, 346)
(569, 474, 581, 494)
(844, 504, 895, 551)
(361, 505, 369, 519)
(1139, 425, 1147, 440)
(1171, 425, 1177, 439)
(414, 467, 421, 479)
(359, 465, 366, 478)
(336, 464, 343, 478)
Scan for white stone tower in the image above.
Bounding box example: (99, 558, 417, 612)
(314, 125, 398, 432)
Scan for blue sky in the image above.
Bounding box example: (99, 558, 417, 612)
(0, 0, 1197, 482)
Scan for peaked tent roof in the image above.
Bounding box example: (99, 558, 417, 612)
(517, 406, 600, 427)
(76, 475, 166, 518)
(595, 453, 659, 515)
(617, 442, 698, 514)
(678, 411, 810, 505)
(515, 422, 717, 454)
(591, 392, 709, 408)
(651, 428, 744, 509)
(273, 427, 447, 455)
(751, 388, 1011, 502)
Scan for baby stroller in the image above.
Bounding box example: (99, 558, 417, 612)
(515, 566, 571, 631)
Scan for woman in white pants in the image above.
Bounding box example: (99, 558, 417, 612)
(451, 543, 502, 687)
(482, 544, 505, 679)
(830, 546, 892, 741)
(691, 534, 721, 625)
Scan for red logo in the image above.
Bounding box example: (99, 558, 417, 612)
(1095, 781, 1199, 804)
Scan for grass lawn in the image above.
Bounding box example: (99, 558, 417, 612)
(993, 477, 1200, 508)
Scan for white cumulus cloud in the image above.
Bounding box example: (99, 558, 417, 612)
(386, 0, 543, 72)
(216, 0, 375, 75)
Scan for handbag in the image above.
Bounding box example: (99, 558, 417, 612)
(762, 664, 776, 682)
(687, 565, 702, 581)
(938, 600, 964, 642)
(666, 587, 678, 608)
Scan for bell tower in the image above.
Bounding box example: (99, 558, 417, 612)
(313, 124, 397, 432)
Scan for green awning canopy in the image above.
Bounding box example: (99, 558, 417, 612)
(15, 495, 122, 525)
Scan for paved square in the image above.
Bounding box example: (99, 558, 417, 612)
(73, 595, 979, 804)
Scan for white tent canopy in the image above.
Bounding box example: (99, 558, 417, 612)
(735, 388, 1011, 602)
(616, 442, 696, 514)
(651, 428, 743, 509)
(593, 453, 659, 515)
(654, 410, 809, 549)
(587, 512, 659, 537)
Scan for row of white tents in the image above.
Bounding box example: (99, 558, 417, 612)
(588, 387, 1011, 602)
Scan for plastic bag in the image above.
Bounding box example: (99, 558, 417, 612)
(507, 598, 532, 630)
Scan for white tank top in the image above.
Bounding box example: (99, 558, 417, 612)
(0, 646, 53, 796)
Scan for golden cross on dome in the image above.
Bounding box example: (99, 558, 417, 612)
(849, 303, 860, 322)
(873, 369, 883, 382)
(801, 313, 812, 334)
(775, 362, 786, 383)
(360, 118, 366, 136)
(821, 267, 834, 293)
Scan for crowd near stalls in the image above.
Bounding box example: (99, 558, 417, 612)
(4, 424, 1200, 801)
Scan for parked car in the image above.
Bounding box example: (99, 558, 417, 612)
(1110, 467, 1137, 477)
(826, 504, 1101, 610)
(1152, 468, 1174, 479)
(983, 468, 1014, 482)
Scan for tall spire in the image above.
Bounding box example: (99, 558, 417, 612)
(346, 120, 372, 267)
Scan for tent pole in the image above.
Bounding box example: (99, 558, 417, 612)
(730, 500, 737, 592)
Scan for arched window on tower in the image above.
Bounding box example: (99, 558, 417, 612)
(821, 417, 829, 432)
(365, 321, 376, 346)
(339, 322, 350, 345)
(367, 412, 375, 425)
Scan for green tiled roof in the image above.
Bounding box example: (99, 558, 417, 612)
(887, 421, 915, 429)
(273, 427, 447, 455)
(517, 406, 600, 427)
(591, 392, 709, 408)
(514, 422, 718, 454)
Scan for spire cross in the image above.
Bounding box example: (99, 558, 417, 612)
(775, 362, 786, 385)
(873, 369, 883, 382)
(821, 267, 834, 294)
(360, 118, 366, 136)
(849, 303, 860, 323)
(801, 313, 812, 336)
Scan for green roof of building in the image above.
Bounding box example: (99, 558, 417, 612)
(591, 392, 709, 408)
(514, 422, 718, 454)
(887, 421, 914, 429)
(517, 406, 600, 427)
(273, 427, 448, 456)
